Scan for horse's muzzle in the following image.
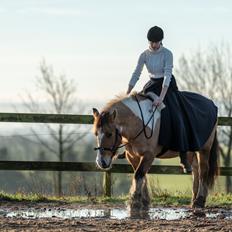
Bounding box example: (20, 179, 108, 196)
(101, 157, 108, 169)
(96, 154, 112, 170)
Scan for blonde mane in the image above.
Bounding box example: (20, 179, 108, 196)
(93, 92, 139, 132)
(102, 93, 129, 112)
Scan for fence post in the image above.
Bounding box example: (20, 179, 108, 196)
(103, 171, 111, 197)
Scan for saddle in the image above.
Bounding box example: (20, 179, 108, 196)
(133, 91, 158, 102)
(137, 92, 154, 102)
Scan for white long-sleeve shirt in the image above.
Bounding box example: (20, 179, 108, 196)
(129, 46, 173, 88)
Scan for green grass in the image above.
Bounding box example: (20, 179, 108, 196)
(150, 192, 232, 207)
(0, 191, 231, 207)
(0, 191, 49, 202)
(207, 193, 232, 207)
(151, 193, 191, 206)
(0, 191, 128, 204)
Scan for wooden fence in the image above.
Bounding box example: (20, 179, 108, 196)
(0, 112, 231, 197)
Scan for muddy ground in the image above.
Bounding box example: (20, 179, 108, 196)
(0, 202, 231, 232)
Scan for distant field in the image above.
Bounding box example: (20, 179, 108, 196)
(150, 157, 228, 193)
(113, 157, 228, 195)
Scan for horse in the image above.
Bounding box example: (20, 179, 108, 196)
(92, 92, 219, 213)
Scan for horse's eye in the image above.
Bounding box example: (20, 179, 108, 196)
(105, 132, 112, 138)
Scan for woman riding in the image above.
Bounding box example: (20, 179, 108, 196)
(126, 26, 217, 173)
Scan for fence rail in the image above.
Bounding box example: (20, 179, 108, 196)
(0, 161, 231, 197)
(0, 113, 93, 124)
(0, 113, 232, 126)
(0, 161, 231, 175)
(0, 112, 231, 197)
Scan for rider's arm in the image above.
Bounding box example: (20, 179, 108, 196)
(159, 85, 168, 101)
(126, 85, 134, 94)
(162, 50, 173, 89)
(127, 52, 145, 94)
(153, 50, 173, 106)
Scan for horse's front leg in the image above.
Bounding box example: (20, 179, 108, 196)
(125, 145, 140, 171)
(129, 152, 154, 211)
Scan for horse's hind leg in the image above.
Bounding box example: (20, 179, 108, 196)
(192, 150, 209, 208)
(191, 152, 199, 205)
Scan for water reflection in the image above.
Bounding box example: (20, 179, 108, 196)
(3, 207, 232, 220)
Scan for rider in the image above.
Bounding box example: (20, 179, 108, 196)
(126, 26, 193, 173)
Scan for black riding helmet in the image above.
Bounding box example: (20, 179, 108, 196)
(147, 26, 164, 42)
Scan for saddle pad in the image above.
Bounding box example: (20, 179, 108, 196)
(122, 95, 165, 130)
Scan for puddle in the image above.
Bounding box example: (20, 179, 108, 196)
(1, 207, 232, 220)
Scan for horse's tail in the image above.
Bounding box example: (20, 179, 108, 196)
(207, 130, 220, 189)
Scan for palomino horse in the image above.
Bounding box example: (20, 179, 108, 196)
(92, 93, 219, 212)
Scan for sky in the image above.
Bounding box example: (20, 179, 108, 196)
(0, 0, 232, 112)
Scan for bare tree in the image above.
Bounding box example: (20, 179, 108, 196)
(22, 60, 87, 196)
(175, 42, 232, 192)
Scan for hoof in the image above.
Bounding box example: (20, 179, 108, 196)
(128, 208, 149, 219)
(128, 191, 150, 212)
(192, 208, 206, 217)
(128, 197, 150, 211)
(192, 196, 206, 209)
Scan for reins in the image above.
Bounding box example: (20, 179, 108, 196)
(94, 95, 158, 154)
(119, 95, 157, 147)
(134, 95, 157, 139)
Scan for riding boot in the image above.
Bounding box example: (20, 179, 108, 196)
(179, 152, 192, 173)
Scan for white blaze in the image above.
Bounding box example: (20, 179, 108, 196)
(96, 129, 104, 166)
(95, 128, 112, 169)
(97, 129, 104, 146)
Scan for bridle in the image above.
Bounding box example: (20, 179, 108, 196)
(94, 128, 123, 156)
(94, 95, 158, 156)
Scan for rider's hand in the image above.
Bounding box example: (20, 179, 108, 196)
(152, 97, 163, 107)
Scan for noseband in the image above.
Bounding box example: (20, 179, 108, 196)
(94, 128, 122, 156)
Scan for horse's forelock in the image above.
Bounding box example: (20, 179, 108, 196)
(93, 94, 126, 133)
(99, 112, 108, 126)
(94, 111, 110, 131)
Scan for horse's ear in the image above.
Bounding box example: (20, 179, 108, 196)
(109, 110, 117, 122)
(92, 108, 99, 118)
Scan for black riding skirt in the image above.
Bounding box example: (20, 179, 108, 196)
(142, 76, 218, 152)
